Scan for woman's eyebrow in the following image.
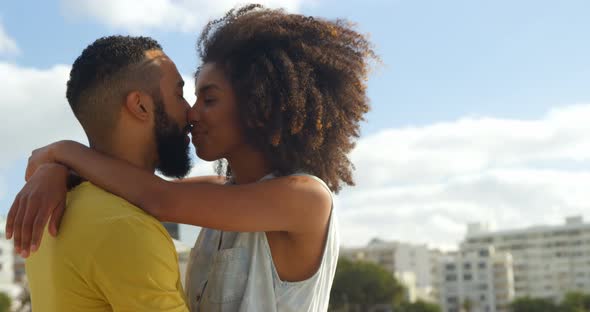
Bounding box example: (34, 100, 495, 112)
(197, 84, 221, 94)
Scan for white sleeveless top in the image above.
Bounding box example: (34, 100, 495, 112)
(184, 173, 339, 311)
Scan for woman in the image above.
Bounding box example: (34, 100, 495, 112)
(8, 4, 377, 311)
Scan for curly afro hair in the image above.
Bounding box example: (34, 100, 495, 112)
(197, 4, 378, 193)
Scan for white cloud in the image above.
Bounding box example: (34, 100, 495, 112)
(339, 104, 590, 249)
(60, 0, 314, 33)
(0, 23, 19, 55)
(351, 106, 590, 189)
(0, 173, 6, 202)
(0, 63, 86, 168)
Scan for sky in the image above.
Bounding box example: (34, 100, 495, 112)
(0, 0, 589, 250)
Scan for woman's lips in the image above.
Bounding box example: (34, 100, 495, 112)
(191, 130, 207, 144)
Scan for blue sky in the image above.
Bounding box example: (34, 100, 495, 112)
(1, 0, 589, 249)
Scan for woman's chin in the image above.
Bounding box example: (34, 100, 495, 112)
(195, 149, 216, 162)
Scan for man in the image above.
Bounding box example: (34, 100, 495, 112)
(22, 36, 192, 311)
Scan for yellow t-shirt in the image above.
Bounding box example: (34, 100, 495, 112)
(25, 182, 189, 312)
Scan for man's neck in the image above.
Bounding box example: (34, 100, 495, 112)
(90, 138, 156, 173)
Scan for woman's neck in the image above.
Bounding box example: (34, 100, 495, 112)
(226, 147, 272, 184)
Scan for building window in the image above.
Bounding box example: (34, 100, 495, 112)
(447, 296, 458, 304)
(446, 274, 458, 281)
(463, 273, 472, 281)
(446, 264, 456, 270)
(464, 262, 472, 270)
(478, 262, 486, 269)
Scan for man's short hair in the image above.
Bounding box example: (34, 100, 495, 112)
(66, 35, 163, 144)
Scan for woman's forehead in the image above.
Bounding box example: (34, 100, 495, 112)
(195, 63, 225, 88)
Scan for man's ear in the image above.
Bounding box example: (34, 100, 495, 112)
(124, 91, 153, 121)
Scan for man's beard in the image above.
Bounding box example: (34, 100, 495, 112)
(154, 100, 192, 179)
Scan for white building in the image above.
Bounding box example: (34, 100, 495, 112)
(438, 247, 515, 312)
(340, 239, 443, 302)
(0, 217, 25, 310)
(395, 271, 418, 302)
(461, 216, 590, 302)
(0, 234, 14, 285)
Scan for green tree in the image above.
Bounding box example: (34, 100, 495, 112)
(509, 297, 559, 312)
(395, 300, 442, 312)
(559, 292, 590, 312)
(0, 292, 11, 312)
(330, 258, 406, 311)
(462, 298, 474, 312)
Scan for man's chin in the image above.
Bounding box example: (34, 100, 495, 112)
(156, 158, 192, 179)
(157, 168, 191, 179)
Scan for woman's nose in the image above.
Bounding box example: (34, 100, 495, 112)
(188, 103, 200, 122)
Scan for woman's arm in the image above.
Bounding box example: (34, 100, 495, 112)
(41, 141, 332, 232)
(171, 175, 227, 185)
(156, 175, 332, 232)
(7, 163, 69, 257)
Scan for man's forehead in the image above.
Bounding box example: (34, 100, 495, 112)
(141, 52, 173, 70)
(144, 49, 167, 60)
(140, 50, 181, 78)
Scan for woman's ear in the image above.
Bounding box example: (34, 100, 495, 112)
(124, 91, 153, 121)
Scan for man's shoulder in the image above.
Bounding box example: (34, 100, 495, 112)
(64, 182, 171, 243)
(68, 182, 160, 222)
(68, 181, 139, 209)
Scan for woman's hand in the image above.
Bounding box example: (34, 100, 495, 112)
(24, 140, 77, 181)
(6, 163, 69, 258)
